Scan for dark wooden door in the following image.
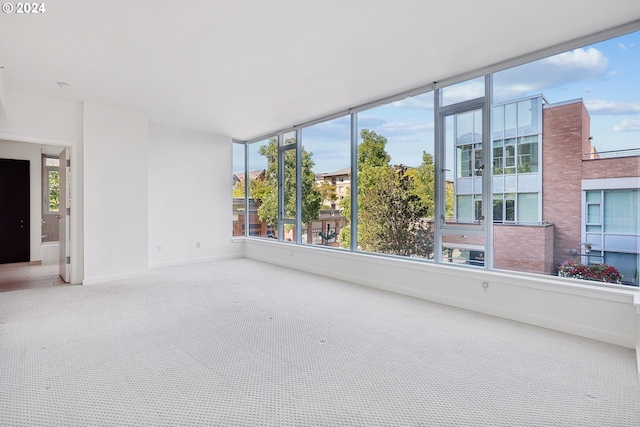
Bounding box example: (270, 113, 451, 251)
(0, 158, 30, 264)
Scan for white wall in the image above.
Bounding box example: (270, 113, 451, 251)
(0, 141, 43, 262)
(0, 90, 83, 144)
(244, 238, 640, 350)
(0, 90, 83, 283)
(0, 68, 7, 119)
(83, 102, 149, 284)
(1, 91, 239, 283)
(148, 123, 240, 267)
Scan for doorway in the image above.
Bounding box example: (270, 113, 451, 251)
(0, 158, 30, 264)
(0, 141, 73, 288)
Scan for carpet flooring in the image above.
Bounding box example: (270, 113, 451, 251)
(1, 258, 639, 426)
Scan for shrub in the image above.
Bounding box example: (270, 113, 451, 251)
(558, 260, 622, 284)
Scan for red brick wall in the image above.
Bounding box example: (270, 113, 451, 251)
(443, 234, 484, 246)
(493, 224, 555, 274)
(582, 156, 640, 179)
(233, 212, 272, 237)
(542, 101, 587, 268)
(581, 103, 592, 161)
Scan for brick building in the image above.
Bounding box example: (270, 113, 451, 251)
(489, 96, 639, 284)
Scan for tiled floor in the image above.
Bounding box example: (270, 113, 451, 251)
(0, 261, 67, 292)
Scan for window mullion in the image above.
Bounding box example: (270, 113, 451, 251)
(295, 129, 302, 244)
(350, 113, 358, 252)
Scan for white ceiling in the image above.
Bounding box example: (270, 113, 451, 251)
(1, 1, 639, 141)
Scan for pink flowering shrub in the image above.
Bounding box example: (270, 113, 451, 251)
(558, 260, 622, 284)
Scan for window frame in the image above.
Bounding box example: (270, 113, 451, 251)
(236, 23, 639, 281)
(43, 155, 60, 214)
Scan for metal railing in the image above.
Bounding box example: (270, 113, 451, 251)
(583, 147, 640, 160)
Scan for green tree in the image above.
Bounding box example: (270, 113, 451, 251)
(338, 129, 434, 257)
(445, 180, 454, 219)
(232, 180, 245, 198)
(407, 151, 453, 219)
(48, 170, 60, 211)
(360, 165, 432, 256)
(338, 129, 390, 249)
(318, 180, 338, 209)
(408, 151, 435, 217)
(253, 137, 322, 229)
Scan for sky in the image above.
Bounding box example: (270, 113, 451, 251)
(235, 30, 639, 174)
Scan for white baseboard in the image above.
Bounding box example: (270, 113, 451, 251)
(82, 270, 150, 285)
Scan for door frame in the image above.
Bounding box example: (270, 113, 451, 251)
(0, 135, 80, 284)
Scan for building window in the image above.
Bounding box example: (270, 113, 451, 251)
(493, 141, 503, 174)
(490, 95, 543, 227)
(493, 193, 516, 222)
(44, 157, 60, 213)
(474, 198, 483, 221)
(492, 136, 538, 175)
(584, 189, 639, 286)
(504, 140, 516, 174)
(517, 136, 538, 173)
(603, 190, 638, 234)
(493, 194, 503, 222)
(456, 143, 484, 178)
(585, 191, 602, 232)
(590, 250, 638, 286)
(458, 145, 472, 178)
(517, 193, 538, 223)
(457, 195, 472, 222)
(451, 106, 484, 226)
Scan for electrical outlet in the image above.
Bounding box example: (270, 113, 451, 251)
(157, 245, 162, 251)
(196, 242, 200, 248)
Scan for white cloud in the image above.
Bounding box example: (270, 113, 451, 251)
(441, 80, 484, 105)
(542, 47, 608, 71)
(302, 116, 350, 141)
(392, 96, 434, 110)
(494, 47, 609, 103)
(379, 121, 433, 136)
(583, 87, 594, 93)
(357, 116, 386, 129)
(585, 99, 640, 115)
(304, 115, 433, 146)
(618, 42, 635, 51)
(613, 118, 640, 132)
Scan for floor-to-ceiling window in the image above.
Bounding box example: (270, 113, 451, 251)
(354, 91, 435, 258)
(300, 116, 351, 247)
(234, 28, 639, 287)
(435, 76, 490, 266)
(247, 138, 274, 238)
(491, 29, 640, 281)
(232, 142, 246, 237)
